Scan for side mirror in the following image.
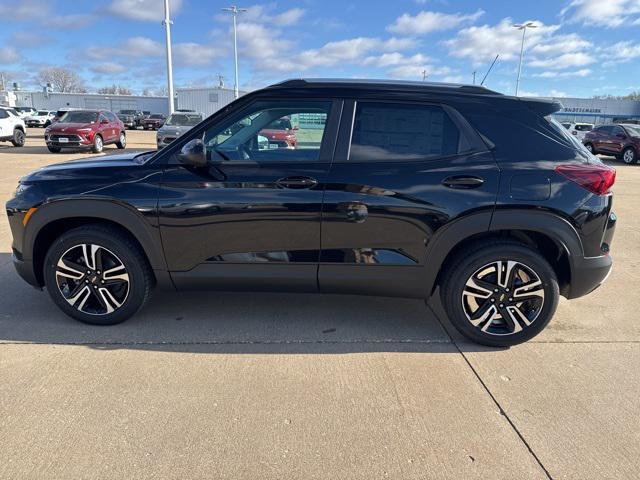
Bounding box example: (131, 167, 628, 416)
(177, 138, 207, 167)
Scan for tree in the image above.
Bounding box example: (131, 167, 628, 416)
(0, 71, 12, 91)
(97, 84, 132, 95)
(37, 67, 85, 93)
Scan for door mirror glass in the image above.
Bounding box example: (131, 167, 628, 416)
(178, 138, 207, 167)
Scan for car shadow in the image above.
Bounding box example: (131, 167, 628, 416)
(0, 253, 496, 354)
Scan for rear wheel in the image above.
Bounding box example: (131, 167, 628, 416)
(622, 147, 637, 164)
(47, 145, 61, 153)
(116, 132, 126, 149)
(441, 241, 559, 347)
(11, 128, 25, 147)
(92, 134, 103, 153)
(43, 225, 153, 325)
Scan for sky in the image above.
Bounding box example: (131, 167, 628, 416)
(1, 0, 639, 98)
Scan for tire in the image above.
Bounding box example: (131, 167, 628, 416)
(116, 132, 126, 149)
(47, 145, 61, 153)
(92, 134, 103, 153)
(11, 128, 25, 147)
(584, 143, 594, 154)
(622, 147, 637, 165)
(43, 224, 153, 325)
(44, 121, 51, 128)
(440, 241, 559, 347)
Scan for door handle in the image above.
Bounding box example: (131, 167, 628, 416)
(442, 175, 485, 189)
(276, 176, 318, 189)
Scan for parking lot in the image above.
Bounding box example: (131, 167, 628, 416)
(1, 128, 639, 479)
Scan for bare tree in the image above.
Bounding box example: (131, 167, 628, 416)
(37, 67, 85, 93)
(97, 84, 132, 95)
(0, 71, 12, 90)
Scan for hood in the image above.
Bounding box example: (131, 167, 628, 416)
(48, 122, 95, 132)
(21, 152, 150, 182)
(158, 125, 192, 135)
(260, 128, 295, 139)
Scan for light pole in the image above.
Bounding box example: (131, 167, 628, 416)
(222, 5, 247, 99)
(163, 0, 175, 114)
(513, 22, 537, 97)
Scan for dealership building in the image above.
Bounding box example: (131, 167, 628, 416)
(548, 97, 640, 125)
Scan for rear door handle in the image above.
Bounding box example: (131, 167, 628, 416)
(442, 175, 485, 189)
(276, 176, 318, 189)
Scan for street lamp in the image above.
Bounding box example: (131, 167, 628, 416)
(163, 0, 175, 114)
(513, 22, 537, 97)
(222, 5, 247, 99)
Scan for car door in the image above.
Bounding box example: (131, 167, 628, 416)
(609, 125, 627, 155)
(594, 126, 613, 153)
(318, 99, 499, 298)
(0, 109, 9, 137)
(96, 113, 112, 143)
(157, 97, 341, 292)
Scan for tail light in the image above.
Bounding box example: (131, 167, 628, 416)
(555, 163, 616, 195)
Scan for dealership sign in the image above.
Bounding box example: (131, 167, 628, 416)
(562, 107, 602, 113)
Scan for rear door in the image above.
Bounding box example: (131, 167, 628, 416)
(318, 99, 499, 298)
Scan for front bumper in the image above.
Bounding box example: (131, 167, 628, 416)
(12, 252, 40, 288)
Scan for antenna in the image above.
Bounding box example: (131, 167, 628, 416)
(481, 54, 499, 86)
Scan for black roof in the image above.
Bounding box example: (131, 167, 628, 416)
(267, 78, 500, 96)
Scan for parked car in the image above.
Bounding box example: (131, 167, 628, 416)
(117, 109, 144, 129)
(560, 122, 593, 142)
(583, 123, 640, 164)
(44, 109, 126, 153)
(156, 112, 203, 149)
(14, 106, 36, 118)
(259, 116, 298, 148)
(0, 106, 26, 147)
(6, 79, 617, 347)
(142, 113, 166, 130)
(25, 110, 55, 128)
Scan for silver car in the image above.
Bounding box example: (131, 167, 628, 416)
(156, 112, 204, 149)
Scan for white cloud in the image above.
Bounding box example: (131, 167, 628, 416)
(608, 41, 640, 60)
(529, 52, 595, 69)
(173, 43, 221, 66)
(533, 68, 592, 78)
(0, 46, 20, 64)
(561, 0, 640, 28)
(0, 0, 95, 28)
(388, 64, 452, 79)
(387, 9, 484, 35)
(519, 90, 540, 97)
(106, 0, 183, 22)
(90, 63, 127, 74)
(87, 37, 163, 61)
(549, 90, 568, 97)
(362, 52, 433, 68)
(221, 5, 305, 27)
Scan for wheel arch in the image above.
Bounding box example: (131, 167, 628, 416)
(25, 199, 167, 286)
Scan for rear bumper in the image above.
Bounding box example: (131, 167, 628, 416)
(566, 254, 612, 299)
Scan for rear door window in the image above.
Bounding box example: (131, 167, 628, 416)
(349, 102, 460, 161)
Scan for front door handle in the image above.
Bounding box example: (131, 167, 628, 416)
(276, 176, 318, 189)
(442, 175, 485, 189)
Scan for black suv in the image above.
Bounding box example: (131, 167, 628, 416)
(6, 79, 617, 346)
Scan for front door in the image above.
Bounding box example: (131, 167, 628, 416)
(0, 108, 10, 137)
(319, 100, 499, 298)
(158, 98, 340, 292)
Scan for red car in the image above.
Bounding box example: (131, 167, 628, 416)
(259, 117, 298, 148)
(45, 109, 126, 153)
(583, 123, 640, 164)
(142, 113, 166, 130)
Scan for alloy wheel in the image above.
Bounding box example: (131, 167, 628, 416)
(461, 260, 545, 336)
(55, 244, 130, 315)
(120, 133, 126, 147)
(623, 149, 635, 164)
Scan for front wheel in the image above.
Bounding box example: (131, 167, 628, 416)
(92, 135, 103, 153)
(43, 225, 153, 325)
(11, 129, 25, 147)
(622, 147, 637, 164)
(440, 241, 559, 347)
(116, 132, 126, 149)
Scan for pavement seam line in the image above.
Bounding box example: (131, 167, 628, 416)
(0, 339, 453, 346)
(426, 301, 554, 480)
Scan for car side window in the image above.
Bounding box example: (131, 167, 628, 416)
(0, 109, 9, 119)
(105, 112, 117, 122)
(202, 100, 331, 163)
(349, 102, 460, 162)
(99, 113, 109, 123)
(611, 126, 624, 136)
(598, 126, 612, 135)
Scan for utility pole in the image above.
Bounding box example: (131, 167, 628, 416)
(514, 22, 537, 96)
(163, 0, 175, 114)
(422, 70, 427, 81)
(472, 71, 476, 85)
(222, 5, 247, 99)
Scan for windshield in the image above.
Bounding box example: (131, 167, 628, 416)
(119, 110, 137, 115)
(624, 125, 640, 136)
(37, 111, 49, 116)
(575, 124, 593, 131)
(59, 111, 98, 123)
(150, 114, 164, 119)
(165, 113, 202, 126)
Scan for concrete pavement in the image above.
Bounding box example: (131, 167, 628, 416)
(0, 129, 639, 479)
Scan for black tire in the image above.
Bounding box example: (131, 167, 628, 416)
(44, 121, 51, 128)
(43, 224, 153, 325)
(115, 131, 126, 149)
(584, 143, 595, 154)
(440, 241, 559, 347)
(622, 146, 637, 165)
(47, 145, 61, 153)
(11, 128, 25, 147)
(92, 134, 103, 153)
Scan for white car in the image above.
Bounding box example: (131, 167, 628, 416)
(0, 106, 26, 147)
(14, 106, 37, 118)
(560, 122, 594, 142)
(25, 110, 55, 128)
